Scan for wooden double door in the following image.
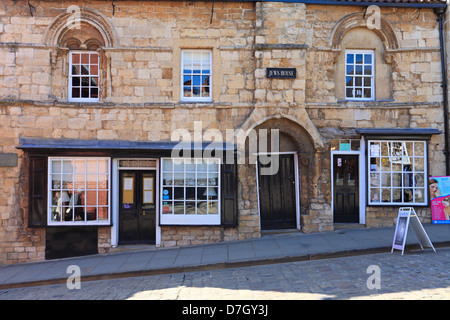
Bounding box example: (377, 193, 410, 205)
(119, 170, 156, 244)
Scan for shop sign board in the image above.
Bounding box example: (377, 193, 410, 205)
(429, 176, 450, 224)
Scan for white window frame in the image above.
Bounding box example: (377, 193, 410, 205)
(345, 50, 375, 101)
(160, 158, 221, 225)
(181, 49, 212, 102)
(48, 157, 111, 226)
(367, 140, 428, 206)
(68, 51, 100, 102)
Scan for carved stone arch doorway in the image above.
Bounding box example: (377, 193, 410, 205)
(249, 118, 316, 231)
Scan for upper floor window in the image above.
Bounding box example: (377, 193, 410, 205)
(181, 50, 212, 102)
(345, 50, 374, 101)
(69, 51, 100, 102)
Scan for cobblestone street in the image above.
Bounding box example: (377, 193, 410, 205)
(0, 248, 448, 300)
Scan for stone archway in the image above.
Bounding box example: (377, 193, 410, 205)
(238, 115, 332, 233)
(43, 8, 117, 48)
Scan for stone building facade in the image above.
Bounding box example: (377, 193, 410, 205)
(0, 0, 448, 264)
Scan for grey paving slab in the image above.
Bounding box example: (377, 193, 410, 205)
(227, 242, 256, 261)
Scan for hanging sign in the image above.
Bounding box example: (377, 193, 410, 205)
(429, 176, 450, 224)
(391, 207, 436, 255)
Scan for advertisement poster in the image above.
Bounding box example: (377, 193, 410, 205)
(429, 176, 450, 224)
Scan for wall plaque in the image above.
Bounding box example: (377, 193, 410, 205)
(0, 153, 18, 167)
(266, 68, 296, 79)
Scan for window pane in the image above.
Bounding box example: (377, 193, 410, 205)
(393, 189, 402, 202)
(72, 87, 80, 98)
(81, 65, 89, 75)
(72, 77, 80, 86)
(415, 173, 424, 187)
(381, 173, 391, 187)
(91, 77, 98, 86)
(364, 66, 372, 75)
(183, 75, 192, 86)
(193, 87, 200, 97)
(98, 207, 108, 221)
(81, 88, 90, 98)
(162, 202, 173, 214)
(86, 207, 97, 221)
(370, 188, 380, 202)
(414, 188, 424, 203)
(355, 77, 362, 86)
(346, 65, 354, 75)
(381, 188, 391, 202)
(193, 75, 201, 86)
(72, 65, 80, 75)
(209, 201, 219, 214)
(414, 157, 424, 172)
(414, 142, 425, 156)
(355, 65, 363, 75)
(364, 88, 371, 99)
(202, 86, 210, 97)
(364, 54, 372, 64)
(355, 54, 363, 64)
(392, 173, 402, 187)
(91, 88, 98, 98)
(87, 159, 98, 173)
(174, 202, 184, 214)
(72, 53, 80, 64)
(346, 88, 353, 98)
(197, 201, 207, 214)
(346, 54, 354, 64)
(174, 187, 184, 200)
(346, 77, 353, 87)
(91, 65, 98, 75)
(98, 190, 108, 206)
(90, 53, 98, 64)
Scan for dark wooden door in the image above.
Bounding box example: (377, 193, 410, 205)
(333, 155, 359, 223)
(259, 154, 297, 230)
(119, 170, 156, 244)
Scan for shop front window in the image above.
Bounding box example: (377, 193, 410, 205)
(48, 157, 110, 225)
(368, 141, 427, 205)
(161, 158, 220, 225)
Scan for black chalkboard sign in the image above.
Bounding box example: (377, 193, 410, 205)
(266, 68, 296, 79)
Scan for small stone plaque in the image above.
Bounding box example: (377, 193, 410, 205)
(0, 153, 18, 167)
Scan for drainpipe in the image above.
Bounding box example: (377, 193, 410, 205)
(435, 8, 450, 176)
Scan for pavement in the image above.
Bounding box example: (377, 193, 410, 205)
(0, 224, 449, 290)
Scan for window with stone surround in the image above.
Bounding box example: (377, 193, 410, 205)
(69, 51, 100, 102)
(48, 157, 110, 225)
(368, 140, 427, 206)
(181, 50, 212, 102)
(160, 158, 220, 225)
(345, 50, 374, 101)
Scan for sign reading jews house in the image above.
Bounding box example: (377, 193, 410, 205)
(266, 68, 297, 79)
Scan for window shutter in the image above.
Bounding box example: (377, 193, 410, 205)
(29, 156, 47, 227)
(221, 162, 238, 227)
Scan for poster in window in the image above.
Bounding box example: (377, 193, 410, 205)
(429, 176, 450, 224)
(370, 144, 380, 157)
(123, 177, 134, 205)
(143, 177, 154, 204)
